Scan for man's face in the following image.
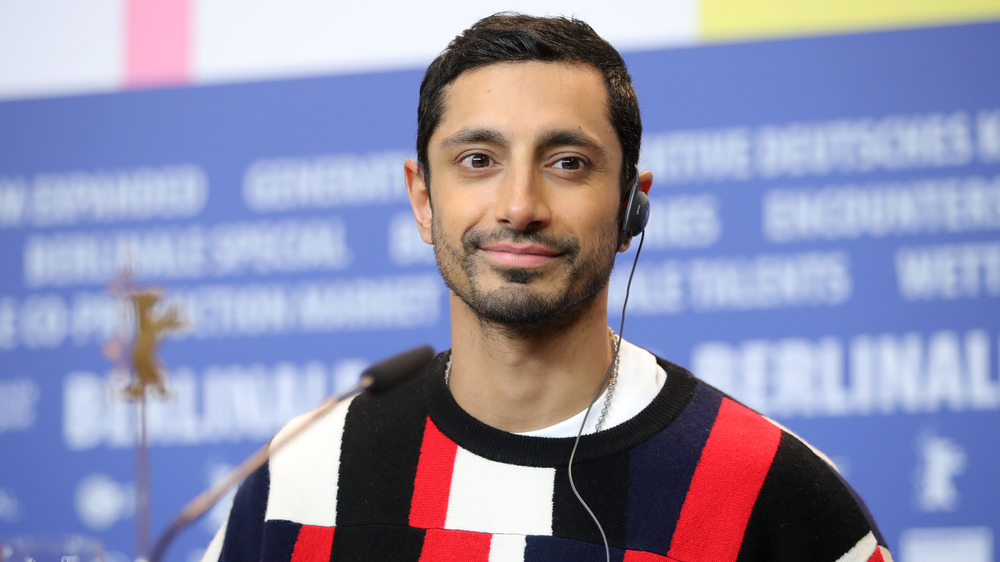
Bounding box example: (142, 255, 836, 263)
(413, 61, 623, 328)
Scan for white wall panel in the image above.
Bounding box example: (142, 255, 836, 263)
(0, 0, 696, 99)
(192, 0, 697, 83)
(0, 0, 122, 100)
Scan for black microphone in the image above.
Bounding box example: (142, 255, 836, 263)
(148, 345, 435, 562)
(361, 345, 436, 392)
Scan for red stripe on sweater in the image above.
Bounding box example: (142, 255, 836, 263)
(410, 417, 459, 529)
(419, 528, 492, 561)
(290, 525, 335, 562)
(868, 546, 886, 562)
(667, 398, 782, 562)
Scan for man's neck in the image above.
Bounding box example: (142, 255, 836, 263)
(446, 294, 615, 433)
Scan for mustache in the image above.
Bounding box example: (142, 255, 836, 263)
(462, 227, 581, 258)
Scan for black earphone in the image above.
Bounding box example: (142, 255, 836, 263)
(617, 172, 650, 249)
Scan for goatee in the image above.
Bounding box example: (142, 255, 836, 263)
(433, 219, 618, 336)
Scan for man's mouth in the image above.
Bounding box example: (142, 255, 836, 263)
(479, 242, 560, 268)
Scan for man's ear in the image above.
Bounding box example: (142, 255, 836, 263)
(638, 169, 652, 196)
(618, 169, 654, 252)
(404, 158, 434, 245)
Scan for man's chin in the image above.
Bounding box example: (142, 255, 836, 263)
(471, 299, 560, 326)
(469, 282, 578, 321)
(494, 265, 542, 285)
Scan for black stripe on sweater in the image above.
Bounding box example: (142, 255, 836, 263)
(736, 431, 879, 562)
(219, 461, 271, 562)
(335, 372, 429, 529)
(552, 449, 632, 548)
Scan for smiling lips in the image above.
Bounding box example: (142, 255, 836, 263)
(479, 242, 560, 268)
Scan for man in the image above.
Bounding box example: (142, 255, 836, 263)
(205, 14, 891, 561)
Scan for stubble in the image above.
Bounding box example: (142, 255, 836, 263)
(432, 215, 619, 339)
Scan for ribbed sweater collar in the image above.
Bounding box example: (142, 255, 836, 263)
(421, 351, 699, 467)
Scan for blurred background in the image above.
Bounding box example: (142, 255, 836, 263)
(1, 1, 998, 560)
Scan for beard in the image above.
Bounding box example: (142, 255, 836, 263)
(432, 216, 619, 335)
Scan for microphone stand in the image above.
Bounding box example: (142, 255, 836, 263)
(147, 345, 435, 562)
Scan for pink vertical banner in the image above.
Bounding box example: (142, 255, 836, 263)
(124, 0, 192, 88)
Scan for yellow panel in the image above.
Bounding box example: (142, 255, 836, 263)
(701, 0, 1000, 41)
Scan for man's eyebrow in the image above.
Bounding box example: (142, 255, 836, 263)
(537, 129, 609, 159)
(439, 127, 509, 150)
(438, 128, 609, 159)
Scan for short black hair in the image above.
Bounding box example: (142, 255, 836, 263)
(416, 13, 642, 196)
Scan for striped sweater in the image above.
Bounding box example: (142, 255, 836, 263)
(206, 353, 892, 561)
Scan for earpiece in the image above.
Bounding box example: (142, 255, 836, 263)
(617, 172, 649, 249)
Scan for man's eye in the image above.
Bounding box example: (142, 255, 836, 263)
(461, 154, 493, 168)
(553, 157, 584, 170)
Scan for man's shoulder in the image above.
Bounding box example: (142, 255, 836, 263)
(645, 353, 889, 557)
(265, 351, 443, 472)
(647, 351, 846, 478)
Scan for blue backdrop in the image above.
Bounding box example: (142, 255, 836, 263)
(1, 21, 998, 562)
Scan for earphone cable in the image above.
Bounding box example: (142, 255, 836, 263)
(567, 231, 645, 562)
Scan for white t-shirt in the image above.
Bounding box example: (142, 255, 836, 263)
(516, 337, 667, 438)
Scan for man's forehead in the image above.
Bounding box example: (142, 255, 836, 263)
(433, 61, 614, 144)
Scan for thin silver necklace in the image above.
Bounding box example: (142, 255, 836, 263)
(443, 327, 621, 432)
(595, 327, 620, 432)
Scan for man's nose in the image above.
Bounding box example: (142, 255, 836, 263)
(494, 167, 551, 231)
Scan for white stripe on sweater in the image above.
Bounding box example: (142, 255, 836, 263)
(835, 531, 879, 562)
(264, 396, 354, 526)
(489, 534, 527, 562)
(446, 447, 555, 536)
